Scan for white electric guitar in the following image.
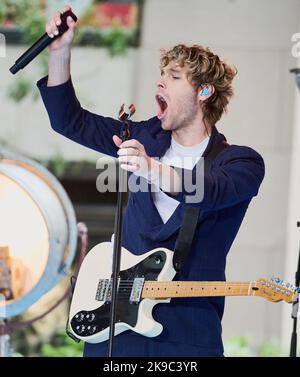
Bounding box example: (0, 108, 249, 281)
(68, 242, 298, 344)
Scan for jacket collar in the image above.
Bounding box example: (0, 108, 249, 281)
(202, 124, 227, 158)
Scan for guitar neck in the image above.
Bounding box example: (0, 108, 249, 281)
(142, 281, 257, 299)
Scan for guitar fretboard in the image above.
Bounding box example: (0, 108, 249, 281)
(142, 281, 256, 299)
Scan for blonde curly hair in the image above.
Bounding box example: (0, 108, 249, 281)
(160, 44, 237, 126)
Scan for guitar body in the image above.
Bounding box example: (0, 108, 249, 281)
(68, 243, 296, 344)
(68, 242, 176, 344)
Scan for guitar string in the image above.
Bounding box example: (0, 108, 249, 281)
(97, 285, 263, 299)
(97, 283, 254, 299)
(99, 281, 254, 286)
(97, 282, 257, 288)
(96, 286, 288, 299)
(97, 281, 287, 295)
(97, 284, 253, 294)
(100, 280, 253, 283)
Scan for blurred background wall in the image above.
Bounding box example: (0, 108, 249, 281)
(1, 0, 300, 354)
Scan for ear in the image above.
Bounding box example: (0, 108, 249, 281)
(198, 84, 215, 102)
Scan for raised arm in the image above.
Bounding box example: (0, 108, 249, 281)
(45, 4, 75, 87)
(38, 5, 133, 157)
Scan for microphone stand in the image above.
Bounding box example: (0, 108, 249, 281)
(107, 104, 135, 357)
(290, 221, 300, 357)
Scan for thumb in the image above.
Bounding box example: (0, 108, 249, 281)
(113, 135, 123, 147)
(66, 15, 76, 30)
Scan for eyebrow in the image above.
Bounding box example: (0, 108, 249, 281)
(170, 68, 182, 73)
(161, 67, 182, 74)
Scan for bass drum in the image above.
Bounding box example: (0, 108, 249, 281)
(0, 149, 77, 319)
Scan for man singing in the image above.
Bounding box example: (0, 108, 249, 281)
(37, 5, 265, 357)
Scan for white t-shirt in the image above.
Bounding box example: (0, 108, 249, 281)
(152, 136, 210, 223)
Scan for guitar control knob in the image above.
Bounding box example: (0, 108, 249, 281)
(76, 324, 85, 334)
(74, 313, 85, 322)
(87, 325, 97, 334)
(86, 313, 95, 322)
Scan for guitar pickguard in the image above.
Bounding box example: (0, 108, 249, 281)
(70, 250, 167, 338)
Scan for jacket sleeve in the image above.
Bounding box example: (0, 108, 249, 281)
(37, 75, 135, 157)
(173, 145, 265, 211)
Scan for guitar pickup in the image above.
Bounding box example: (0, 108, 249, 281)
(95, 278, 120, 302)
(129, 278, 145, 303)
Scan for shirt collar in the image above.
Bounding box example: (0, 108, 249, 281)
(136, 117, 227, 158)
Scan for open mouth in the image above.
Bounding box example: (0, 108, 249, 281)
(156, 95, 168, 120)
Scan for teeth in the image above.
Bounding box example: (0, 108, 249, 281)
(158, 95, 166, 103)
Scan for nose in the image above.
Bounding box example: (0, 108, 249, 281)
(156, 77, 166, 89)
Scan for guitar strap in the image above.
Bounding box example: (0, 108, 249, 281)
(173, 139, 229, 273)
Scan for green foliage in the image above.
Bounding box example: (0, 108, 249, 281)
(39, 157, 97, 181)
(224, 335, 299, 357)
(21, 10, 47, 46)
(102, 24, 136, 56)
(7, 76, 31, 102)
(5, 0, 48, 102)
(10, 329, 300, 357)
(50, 153, 69, 179)
(41, 329, 84, 357)
(73, 27, 103, 47)
(258, 339, 289, 357)
(0, 2, 5, 24)
(3, 0, 137, 103)
(0, 0, 40, 26)
(224, 336, 257, 357)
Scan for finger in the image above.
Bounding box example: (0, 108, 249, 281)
(45, 22, 52, 37)
(49, 18, 59, 36)
(118, 155, 140, 165)
(54, 16, 61, 27)
(117, 148, 139, 157)
(120, 139, 141, 149)
(120, 163, 140, 172)
(66, 15, 77, 29)
(53, 11, 61, 27)
(113, 135, 123, 147)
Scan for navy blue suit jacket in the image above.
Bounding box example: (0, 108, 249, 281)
(37, 76, 265, 357)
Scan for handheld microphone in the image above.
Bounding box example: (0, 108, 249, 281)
(9, 10, 77, 75)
